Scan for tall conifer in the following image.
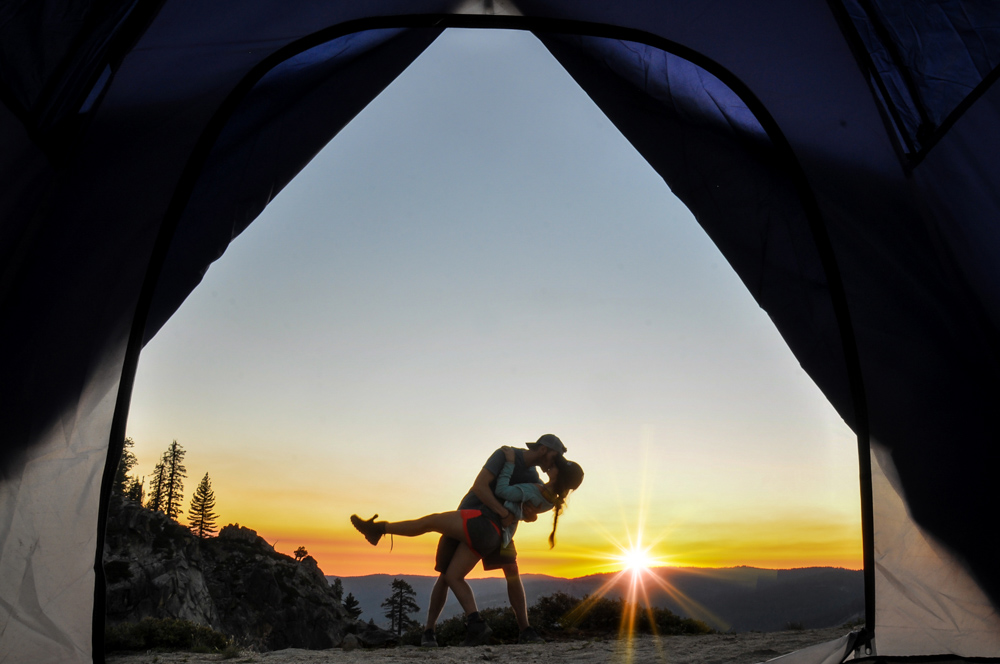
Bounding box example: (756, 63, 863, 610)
(162, 439, 187, 520)
(187, 472, 218, 537)
(381, 578, 420, 636)
(113, 437, 138, 496)
(343, 592, 362, 619)
(146, 460, 166, 512)
(126, 476, 144, 503)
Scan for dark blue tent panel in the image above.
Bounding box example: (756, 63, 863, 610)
(836, 0, 1000, 153)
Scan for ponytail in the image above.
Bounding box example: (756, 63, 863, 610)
(547, 459, 584, 549)
(549, 503, 562, 548)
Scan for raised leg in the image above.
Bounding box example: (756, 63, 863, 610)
(383, 511, 466, 541)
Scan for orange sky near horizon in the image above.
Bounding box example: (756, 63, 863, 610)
(125, 422, 863, 581)
(149, 435, 863, 580)
(260, 521, 863, 580)
(126, 426, 863, 581)
(125, 422, 863, 582)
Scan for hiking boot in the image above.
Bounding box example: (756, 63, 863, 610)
(518, 627, 545, 644)
(462, 619, 492, 646)
(350, 514, 384, 546)
(420, 630, 438, 647)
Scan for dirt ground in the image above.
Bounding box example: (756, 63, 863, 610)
(106, 626, 847, 664)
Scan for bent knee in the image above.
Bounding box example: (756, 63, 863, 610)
(442, 572, 468, 587)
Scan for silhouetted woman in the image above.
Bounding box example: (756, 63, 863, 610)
(350, 450, 583, 643)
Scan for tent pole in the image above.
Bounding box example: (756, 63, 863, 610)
(857, 429, 875, 653)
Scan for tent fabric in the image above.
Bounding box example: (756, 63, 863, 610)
(3, 1, 1000, 662)
(834, 0, 1000, 154)
(0, 0, 161, 150)
(871, 442, 1000, 657)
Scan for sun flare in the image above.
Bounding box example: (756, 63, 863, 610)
(566, 453, 731, 654)
(620, 543, 657, 573)
(607, 528, 665, 577)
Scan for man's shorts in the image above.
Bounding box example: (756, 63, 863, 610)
(434, 512, 516, 573)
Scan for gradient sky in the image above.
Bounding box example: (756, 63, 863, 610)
(125, 28, 861, 579)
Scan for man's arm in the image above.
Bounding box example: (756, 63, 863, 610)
(469, 468, 516, 527)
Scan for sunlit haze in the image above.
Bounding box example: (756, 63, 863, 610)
(125, 29, 861, 580)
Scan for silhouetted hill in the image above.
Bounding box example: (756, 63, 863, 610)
(329, 566, 862, 632)
(103, 496, 394, 650)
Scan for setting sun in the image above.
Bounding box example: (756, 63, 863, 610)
(620, 544, 657, 573)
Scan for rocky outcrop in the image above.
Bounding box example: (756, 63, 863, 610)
(104, 496, 394, 650)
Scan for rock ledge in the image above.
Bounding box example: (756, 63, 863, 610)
(104, 496, 394, 650)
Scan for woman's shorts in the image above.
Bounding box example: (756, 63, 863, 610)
(435, 534, 516, 573)
(460, 509, 501, 558)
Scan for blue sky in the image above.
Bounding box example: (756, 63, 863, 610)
(126, 28, 860, 576)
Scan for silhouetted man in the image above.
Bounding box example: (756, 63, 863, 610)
(421, 433, 566, 646)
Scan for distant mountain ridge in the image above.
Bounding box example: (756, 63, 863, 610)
(329, 566, 863, 633)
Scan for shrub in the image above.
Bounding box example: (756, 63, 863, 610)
(571, 595, 622, 633)
(531, 591, 580, 630)
(400, 591, 713, 644)
(401, 606, 519, 646)
(105, 617, 230, 652)
(477, 606, 519, 642)
(649, 606, 713, 635)
(401, 612, 477, 647)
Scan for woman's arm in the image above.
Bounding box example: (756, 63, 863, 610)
(494, 461, 523, 500)
(495, 460, 547, 507)
(495, 447, 529, 502)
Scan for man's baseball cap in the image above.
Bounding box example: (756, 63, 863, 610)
(526, 433, 567, 455)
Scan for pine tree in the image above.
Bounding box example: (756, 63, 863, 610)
(343, 592, 362, 619)
(187, 472, 218, 537)
(113, 437, 138, 496)
(146, 460, 166, 512)
(381, 578, 420, 636)
(330, 578, 344, 602)
(125, 476, 144, 503)
(162, 439, 187, 520)
(294, 546, 308, 561)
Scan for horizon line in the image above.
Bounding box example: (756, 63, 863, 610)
(327, 563, 865, 579)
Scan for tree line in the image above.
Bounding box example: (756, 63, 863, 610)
(114, 437, 218, 538)
(323, 577, 714, 643)
(329, 578, 363, 622)
(327, 577, 418, 635)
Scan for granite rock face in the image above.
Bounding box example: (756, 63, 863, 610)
(104, 496, 395, 650)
